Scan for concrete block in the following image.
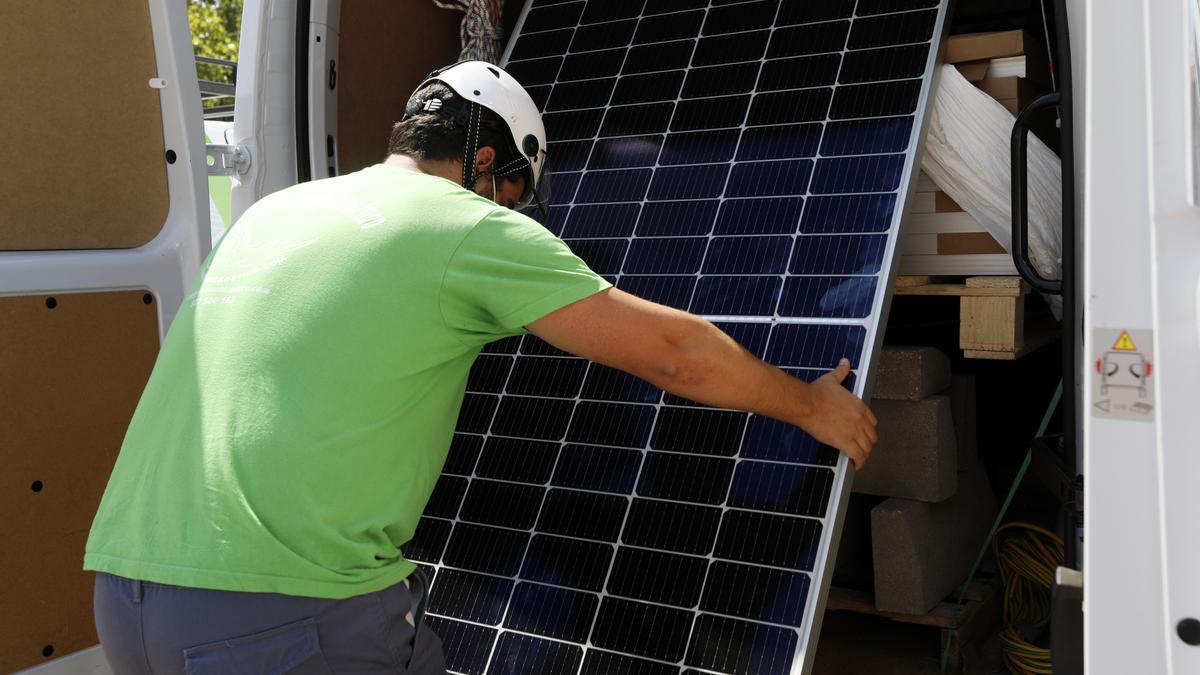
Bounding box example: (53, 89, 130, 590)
(873, 346, 952, 401)
(949, 374, 978, 465)
(870, 461, 998, 614)
(853, 396, 957, 502)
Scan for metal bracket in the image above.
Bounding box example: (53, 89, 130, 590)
(205, 144, 250, 176)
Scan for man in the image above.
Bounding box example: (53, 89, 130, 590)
(86, 62, 877, 674)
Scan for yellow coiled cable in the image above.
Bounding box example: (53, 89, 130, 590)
(993, 522, 1064, 675)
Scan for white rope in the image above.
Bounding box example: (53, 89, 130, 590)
(433, 0, 505, 64)
(1037, 0, 1057, 91)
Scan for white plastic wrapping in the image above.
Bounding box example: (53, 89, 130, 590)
(921, 64, 1063, 316)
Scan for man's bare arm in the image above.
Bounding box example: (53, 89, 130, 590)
(527, 288, 878, 469)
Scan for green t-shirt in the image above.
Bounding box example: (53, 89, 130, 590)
(84, 165, 610, 599)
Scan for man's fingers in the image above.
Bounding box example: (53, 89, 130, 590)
(840, 438, 862, 470)
(844, 436, 868, 471)
(830, 357, 851, 384)
(864, 405, 878, 427)
(863, 422, 878, 446)
(859, 433, 874, 458)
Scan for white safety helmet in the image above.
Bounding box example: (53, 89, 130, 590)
(405, 61, 548, 210)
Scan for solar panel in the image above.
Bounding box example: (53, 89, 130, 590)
(404, 1, 949, 673)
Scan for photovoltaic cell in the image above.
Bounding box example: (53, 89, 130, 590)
(503, 582, 599, 642)
(489, 632, 582, 674)
(591, 597, 694, 661)
(520, 534, 613, 591)
(699, 26, 764, 57)
(407, 0, 948, 672)
(607, 546, 709, 606)
(425, 616, 497, 675)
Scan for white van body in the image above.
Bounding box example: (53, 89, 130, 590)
(6, 1, 1200, 673)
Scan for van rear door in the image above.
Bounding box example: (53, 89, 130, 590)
(0, 1, 208, 673)
(230, 0, 340, 221)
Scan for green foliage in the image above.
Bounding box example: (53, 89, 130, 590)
(188, 0, 243, 107)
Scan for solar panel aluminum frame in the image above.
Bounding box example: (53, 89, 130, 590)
(773, 7, 955, 673)
(447, 3, 957, 673)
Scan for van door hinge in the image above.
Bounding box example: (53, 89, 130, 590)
(205, 144, 251, 176)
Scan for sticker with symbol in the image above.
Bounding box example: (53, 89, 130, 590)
(1091, 328, 1154, 422)
(1112, 330, 1137, 351)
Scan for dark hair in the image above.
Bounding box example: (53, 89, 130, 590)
(388, 82, 522, 175)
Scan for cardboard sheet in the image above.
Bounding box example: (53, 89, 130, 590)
(0, 2, 169, 250)
(0, 292, 159, 672)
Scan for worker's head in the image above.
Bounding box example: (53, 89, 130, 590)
(391, 61, 547, 211)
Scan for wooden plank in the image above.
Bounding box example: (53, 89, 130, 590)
(960, 296, 1023, 351)
(909, 190, 936, 214)
(824, 584, 1002, 629)
(916, 171, 939, 192)
(928, 602, 973, 625)
(946, 578, 1005, 672)
(824, 587, 962, 629)
(963, 319, 1059, 360)
(905, 212, 984, 234)
(824, 580, 1002, 672)
(900, 233, 938, 255)
(966, 276, 1025, 289)
(956, 577, 994, 603)
(897, 253, 1019, 276)
(894, 275, 936, 288)
(892, 284, 1026, 297)
(962, 348, 1020, 360)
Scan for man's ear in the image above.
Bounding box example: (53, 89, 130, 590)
(474, 146, 496, 175)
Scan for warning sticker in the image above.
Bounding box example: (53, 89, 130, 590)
(1091, 328, 1154, 422)
(1111, 331, 1137, 351)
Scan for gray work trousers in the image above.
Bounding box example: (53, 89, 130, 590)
(93, 571, 445, 674)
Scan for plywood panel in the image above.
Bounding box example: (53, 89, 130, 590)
(0, 292, 159, 672)
(337, 1, 463, 173)
(0, 1, 169, 250)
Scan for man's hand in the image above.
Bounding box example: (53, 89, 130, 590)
(798, 358, 878, 471)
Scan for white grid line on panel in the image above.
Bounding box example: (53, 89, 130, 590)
(538, 77, 924, 115)
(443, 460, 839, 507)
(517, 4, 938, 49)
(422, 1, 949, 673)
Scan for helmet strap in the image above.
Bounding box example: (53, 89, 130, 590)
(462, 101, 483, 190)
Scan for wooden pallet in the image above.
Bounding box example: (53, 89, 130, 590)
(824, 578, 1003, 672)
(892, 275, 1059, 360)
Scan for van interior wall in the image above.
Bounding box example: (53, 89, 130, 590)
(0, 292, 160, 673)
(0, 1, 168, 250)
(336, 2, 464, 173)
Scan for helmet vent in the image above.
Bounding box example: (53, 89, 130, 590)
(522, 134, 540, 158)
(487, 67, 500, 78)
